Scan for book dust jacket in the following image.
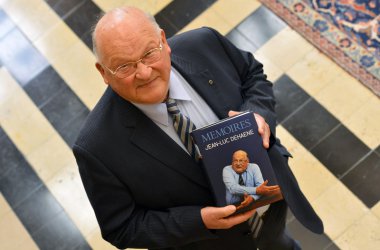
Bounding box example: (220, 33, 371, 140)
(191, 112, 283, 214)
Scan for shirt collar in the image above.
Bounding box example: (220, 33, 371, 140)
(132, 68, 191, 126)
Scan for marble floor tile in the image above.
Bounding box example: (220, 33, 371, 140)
(45, 0, 86, 19)
(312, 181, 368, 240)
(282, 99, 340, 150)
(314, 71, 375, 123)
(335, 212, 380, 249)
(372, 202, 380, 219)
(46, 162, 98, 237)
(253, 50, 284, 83)
(2, 0, 59, 42)
(227, 29, 258, 53)
(25, 134, 74, 182)
(345, 95, 380, 149)
(276, 126, 338, 201)
(64, 0, 102, 43)
(273, 74, 310, 123)
(0, 68, 19, 105)
(23, 66, 67, 108)
(311, 125, 370, 178)
(236, 6, 286, 49)
(179, 4, 231, 35)
(0, 9, 15, 38)
(257, 27, 314, 71)
(0, 195, 38, 250)
(155, 0, 216, 37)
(341, 151, 380, 208)
(87, 228, 124, 250)
(0, 78, 56, 155)
(0, 194, 11, 218)
(286, 48, 345, 96)
(212, 0, 261, 30)
(34, 21, 79, 63)
(48, 40, 105, 109)
(181, 0, 261, 36)
(0, 28, 48, 85)
(287, 216, 335, 250)
(93, 0, 171, 13)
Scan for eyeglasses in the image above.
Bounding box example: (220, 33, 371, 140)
(233, 159, 247, 164)
(103, 42, 163, 79)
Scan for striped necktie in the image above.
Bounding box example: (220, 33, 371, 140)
(239, 173, 245, 186)
(165, 98, 197, 159)
(248, 211, 264, 238)
(239, 172, 264, 238)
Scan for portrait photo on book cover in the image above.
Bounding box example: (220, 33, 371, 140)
(191, 112, 284, 215)
(222, 149, 283, 214)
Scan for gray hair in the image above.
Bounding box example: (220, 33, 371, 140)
(91, 7, 161, 60)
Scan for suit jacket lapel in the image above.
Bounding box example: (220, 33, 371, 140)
(117, 96, 209, 189)
(171, 54, 231, 119)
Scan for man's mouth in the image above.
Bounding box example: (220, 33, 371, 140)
(138, 77, 157, 88)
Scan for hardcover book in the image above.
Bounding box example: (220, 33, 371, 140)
(191, 112, 283, 214)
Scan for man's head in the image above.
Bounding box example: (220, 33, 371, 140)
(231, 150, 249, 174)
(93, 6, 172, 104)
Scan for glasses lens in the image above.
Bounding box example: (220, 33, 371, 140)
(143, 48, 161, 64)
(114, 45, 162, 79)
(116, 64, 134, 78)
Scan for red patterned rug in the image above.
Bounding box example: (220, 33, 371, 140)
(260, 0, 380, 97)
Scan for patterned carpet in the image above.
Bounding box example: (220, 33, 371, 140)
(260, 0, 380, 97)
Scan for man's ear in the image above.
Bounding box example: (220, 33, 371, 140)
(160, 29, 171, 54)
(95, 62, 109, 84)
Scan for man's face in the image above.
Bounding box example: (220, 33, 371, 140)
(232, 151, 249, 174)
(95, 14, 172, 104)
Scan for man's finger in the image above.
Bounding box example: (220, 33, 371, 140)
(225, 208, 256, 224)
(228, 110, 241, 117)
(218, 205, 237, 218)
(261, 180, 269, 186)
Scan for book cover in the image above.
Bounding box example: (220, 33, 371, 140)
(191, 112, 283, 214)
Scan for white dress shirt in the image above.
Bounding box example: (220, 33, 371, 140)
(133, 67, 219, 154)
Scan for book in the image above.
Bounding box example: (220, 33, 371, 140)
(191, 112, 283, 214)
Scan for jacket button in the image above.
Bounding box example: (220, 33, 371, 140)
(208, 79, 214, 85)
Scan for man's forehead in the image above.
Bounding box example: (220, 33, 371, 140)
(95, 10, 156, 61)
(234, 151, 247, 158)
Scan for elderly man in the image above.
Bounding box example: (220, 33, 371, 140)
(73, 6, 323, 250)
(223, 150, 280, 204)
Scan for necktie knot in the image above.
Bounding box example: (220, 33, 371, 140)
(166, 98, 181, 115)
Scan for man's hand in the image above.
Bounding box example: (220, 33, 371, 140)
(228, 111, 270, 148)
(235, 193, 254, 210)
(201, 205, 256, 229)
(256, 180, 280, 196)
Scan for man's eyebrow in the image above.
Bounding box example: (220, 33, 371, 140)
(110, 57, 130, 68)
(109, 42, 158, 68)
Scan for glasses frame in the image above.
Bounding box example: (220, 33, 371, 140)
(103, 42, 163, 79)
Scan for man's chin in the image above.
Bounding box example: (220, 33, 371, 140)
(135, 86, 169, 104)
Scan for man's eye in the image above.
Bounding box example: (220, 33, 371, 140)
(118, 64, 130, 71)
(144, 51, 155, 58)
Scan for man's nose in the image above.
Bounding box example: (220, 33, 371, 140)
(135, 61, 152, 79)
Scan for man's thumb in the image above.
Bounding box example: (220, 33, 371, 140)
(219, 205, 237, 217)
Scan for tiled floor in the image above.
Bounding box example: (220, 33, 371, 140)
(0, 0, 379, 249)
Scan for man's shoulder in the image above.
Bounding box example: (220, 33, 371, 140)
(168, 27, 222, 47)
(223, 165, 233, 171)
(74, 87, 135, 150)
(247, 163, 260, 170)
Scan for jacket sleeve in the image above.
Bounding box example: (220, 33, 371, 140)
(206, 27, 277, 139)
(73, 144, 217, 249)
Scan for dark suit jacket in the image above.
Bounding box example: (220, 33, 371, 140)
(73, 27, 323, 250)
